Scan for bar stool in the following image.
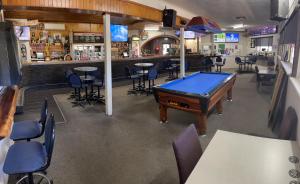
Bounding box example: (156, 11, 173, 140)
(69, 73, 89, 107)
(10, 99, 48, 141)
(4, 114, 56, 184)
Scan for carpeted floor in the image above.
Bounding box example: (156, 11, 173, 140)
(12, 72, 275, 184)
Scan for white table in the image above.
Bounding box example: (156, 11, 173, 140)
(186, 130, 300, 184)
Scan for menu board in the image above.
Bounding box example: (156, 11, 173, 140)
(213, 33, 226, 43)
(73, 33, 104, 43)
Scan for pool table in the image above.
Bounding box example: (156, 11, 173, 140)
(153, 72, 236, 135)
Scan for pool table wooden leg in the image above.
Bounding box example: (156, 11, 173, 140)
(227, 88, 233, 101)
(160, 105, 168, 123)
(216, 99, 223, 115)
(196, 113, 207, 135)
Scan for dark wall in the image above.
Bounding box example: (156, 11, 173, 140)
(21, 55, 205, 86)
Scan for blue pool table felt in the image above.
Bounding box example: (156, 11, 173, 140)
(160, 72, 232, 95)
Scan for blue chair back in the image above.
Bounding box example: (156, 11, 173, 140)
(148, 67, 158, 80)
(216, 56, 222, 63)
(235, 57, 242, 64)
(65, 69, 73, 79)
(223, 58, 226, 65)
(69, 73, 82, 87)
(40, 99, 48, 133)
(185, 63, 189, 71)
(43, 114, 55, 169)
(90, 70, 102, 80)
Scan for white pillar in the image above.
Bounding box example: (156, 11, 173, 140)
(104, 14, 112, 116)
(180, 27, 185, 77)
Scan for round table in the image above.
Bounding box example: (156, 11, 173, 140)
(134, 63, 154, 90)
(74, 66, 98, 78)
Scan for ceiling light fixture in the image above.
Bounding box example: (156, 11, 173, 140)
(232, 24, 244, 29)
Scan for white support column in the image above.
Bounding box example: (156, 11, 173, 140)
(104, 14, 112, 116)
(180, 27, 185, 78)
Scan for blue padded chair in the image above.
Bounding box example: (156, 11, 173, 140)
(69, 73, 88, 105)
(147, 67, 158, 95)
(10, 99, 48, 141)
(4, 114, 55, 184)
(125, 66, 142, 94)
(91, 70, 105, 103)
(235, 57, 245, 72)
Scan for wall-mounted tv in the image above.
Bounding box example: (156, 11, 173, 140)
(213, 33, 226, 43)
(111, 25, 128, 42)
(175, 31, 196, 39)
(225, 33, 239, 43)
(247, 25, 278, 36)
(14, 26, 30, 41)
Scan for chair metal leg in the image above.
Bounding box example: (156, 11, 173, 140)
(16, 173, 52, 184)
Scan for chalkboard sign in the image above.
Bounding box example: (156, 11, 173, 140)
(73, 33, 104, 43)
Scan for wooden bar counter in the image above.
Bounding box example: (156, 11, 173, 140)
(20, 55, 205, 86)
(0, 86, 19, 184)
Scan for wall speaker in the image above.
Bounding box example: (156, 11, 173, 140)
(163, 9, 177, 28)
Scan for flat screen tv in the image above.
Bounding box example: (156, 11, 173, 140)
(213, 33, 226, 43)
(14, 26, 30, 41)
(111, 25, 128, 42)
(225, 33, 239, 43)
(247, 25, 278, 36)
(175, 31, 196, 39)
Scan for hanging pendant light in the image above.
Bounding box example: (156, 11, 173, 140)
(185, 16, 221, 34)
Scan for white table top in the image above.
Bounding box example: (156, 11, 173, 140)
(74, 66, 98, 72)
(134, 63, 154, 67)
(186, 130, 300, 184)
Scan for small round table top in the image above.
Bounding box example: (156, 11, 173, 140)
(134, 63, 154, 68)
(74, 66, 98, 72)
(170, 58, 180, 62)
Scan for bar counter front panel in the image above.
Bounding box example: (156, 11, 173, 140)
(20, 55, 205, 86)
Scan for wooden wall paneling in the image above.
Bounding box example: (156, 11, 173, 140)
(78, 0, 84, 9)
(2, 0, 186, 25)
(61, 0, 66, 8)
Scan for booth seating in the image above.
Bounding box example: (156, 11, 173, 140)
(3, 114, 56, 184)
(172, 124, 203, 184)
(10, 99, 48, 141)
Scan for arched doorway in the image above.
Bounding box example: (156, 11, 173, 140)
(141, 35, 179, 56)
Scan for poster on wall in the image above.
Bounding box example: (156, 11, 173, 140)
(213, 33, 225, 42)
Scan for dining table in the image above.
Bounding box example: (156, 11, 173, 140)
(134, 63, 154, 90)
(186, 130, 300, 184)
(74, 66, 98, 78)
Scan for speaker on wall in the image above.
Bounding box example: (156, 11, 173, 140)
(163, 9, 177, 28)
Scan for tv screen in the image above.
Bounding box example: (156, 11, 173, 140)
(225, 33, 239, 43)
(111, 25, 128, 42)
(248, 25, 277, 36)
(184, 31, 195, 39)
(14, 26, 30, 41)
(175, 31, 196, 39)
(213, 33, 226, 43)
